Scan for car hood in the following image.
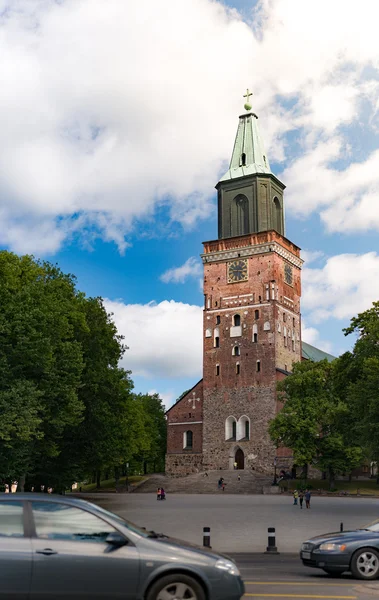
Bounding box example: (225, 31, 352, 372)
(144, 534, 233, 562)
(305, 530, 379, 546)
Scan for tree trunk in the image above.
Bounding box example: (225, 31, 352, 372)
(114, 466, 120, 486)
(329, 468, 335, 490)
(18, 474, 26, 493)
(96, 470, 101, 489)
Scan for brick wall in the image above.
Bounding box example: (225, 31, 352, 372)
(166, 381, 203, 475)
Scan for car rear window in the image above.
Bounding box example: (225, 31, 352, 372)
(0, 501, 24, 538)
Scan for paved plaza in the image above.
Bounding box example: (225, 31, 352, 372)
(83, 493, 379, 553)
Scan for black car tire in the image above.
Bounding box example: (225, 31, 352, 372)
(351, 547, 379, 580)
(322, 568, 345, 576)
(146, 573, 206, 600)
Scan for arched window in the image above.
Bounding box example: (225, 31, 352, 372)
(255, 309, 259, 320)
(183, 430, 193, 449)
(231, 194, 249, 236)
(253, 323, 258, 343)
(237, 415, 250, 440)
(233, 346, 240, 356)
(225, 416, 237, 440)
(233, 314, 241, 327)
(236, 363, 240, 375)
(273, 197, 283, 234)
(214, 337, 220, 348)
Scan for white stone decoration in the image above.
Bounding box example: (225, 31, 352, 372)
(205, 329, 212, 338)
(264, 321, 270, 331)
(188, 392, 200, 410)
(230, 326, 242, 337)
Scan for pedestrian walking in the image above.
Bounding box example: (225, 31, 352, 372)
(217, 477, 224, 490)
(157, 487, 161, 500)
(305, 489, 311, 509)
(233, 461, 237, 470)
(299, 491, 304, 509)
(293, 489, 299, 505)
(222, 481, 226, 491)
(237, 475, 241, 482)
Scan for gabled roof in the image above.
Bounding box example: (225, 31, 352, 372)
(165, 379, 203, 415)
(302, 341, 335, 363)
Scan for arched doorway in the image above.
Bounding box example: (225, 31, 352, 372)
(235, 448, 244, 470)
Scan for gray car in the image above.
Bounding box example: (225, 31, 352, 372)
(0, 493, 244, 600)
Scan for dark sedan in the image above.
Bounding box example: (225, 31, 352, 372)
(300, 521, 379, 579)
(0, 494, 244, 600)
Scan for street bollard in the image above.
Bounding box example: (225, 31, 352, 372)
(264, 527, 279, 554)
(203, 526, 211, 548)
(340, 522, 343, 532)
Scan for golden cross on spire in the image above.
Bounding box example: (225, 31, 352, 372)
(243, 88, 253, 111)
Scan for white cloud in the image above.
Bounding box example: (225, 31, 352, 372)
(301, 322, 332, 355)
(160, 257, 202, 284)
(301, 249, 325, 265)
(1, 0, 379, 252)
(302, 252, 379, 323)
(104, 299, 203, 379)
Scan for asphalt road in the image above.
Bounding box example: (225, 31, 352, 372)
(229, 554, 379, 600)
(80, 492, 379, 552)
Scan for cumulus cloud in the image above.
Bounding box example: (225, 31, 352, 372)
(1, 0, 379, 252)
(302, 252, 379, 324)
(160, 257, 202, 284)
(104, 299, 203, 379)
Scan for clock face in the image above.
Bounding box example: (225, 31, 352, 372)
(228, 259, 248, 283)
(284, 263, 293, 285)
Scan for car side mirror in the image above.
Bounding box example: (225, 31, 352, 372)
(105, 532, 128, 547)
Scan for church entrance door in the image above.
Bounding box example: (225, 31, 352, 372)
(235, 448, 244, 470)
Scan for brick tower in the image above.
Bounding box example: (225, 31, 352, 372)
(201, 92, 303, 473)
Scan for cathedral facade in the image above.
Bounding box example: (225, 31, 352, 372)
(166, 97, 332, 477)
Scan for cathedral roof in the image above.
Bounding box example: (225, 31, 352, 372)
(301, 341, 335, 363)
(219, 111, 273, 182)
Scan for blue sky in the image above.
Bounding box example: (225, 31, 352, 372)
(1, 0, 379, 407)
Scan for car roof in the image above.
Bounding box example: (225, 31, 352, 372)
(0, 494, 94, 508)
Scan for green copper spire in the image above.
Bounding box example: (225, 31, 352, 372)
(216, 92, 286, 239)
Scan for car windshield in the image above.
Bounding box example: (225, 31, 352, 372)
(365, 521, 379, 533)
(86, 503, 151, 538)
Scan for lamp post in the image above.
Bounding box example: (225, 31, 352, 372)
(272, 457, 278, 486)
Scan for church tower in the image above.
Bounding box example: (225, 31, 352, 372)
(201, 91, 303, 473)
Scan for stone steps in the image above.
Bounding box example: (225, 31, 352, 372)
(132, 469, 272, 494)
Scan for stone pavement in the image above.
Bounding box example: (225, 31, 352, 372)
(81, 493, 379, 553)
(133, 469, 272, 494)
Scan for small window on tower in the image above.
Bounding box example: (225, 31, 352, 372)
(253, 333, 258, 343)
(283, 312, 286, 322)
(214, 337, 220, 348)
(216, 315, 221, 325)
(241, 153, 246, 166)
(292, 339, 295, 351)
(293, 317, 295, 327)
(233, 346, 240, 356)
(236, 363, 240, 375)
(256, 360, 261, 372)
(215, 301, 218, 307)
(216, 364, 220, 376)
(255, 309, 259, 320)
(233, 314, 241, 327)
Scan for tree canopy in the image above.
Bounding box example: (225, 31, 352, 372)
(0, 251, 166, 491)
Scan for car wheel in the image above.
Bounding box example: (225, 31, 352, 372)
(322, 568, 345, 576)
(351, 547, 379, 580)
(146, 573, 206, 600)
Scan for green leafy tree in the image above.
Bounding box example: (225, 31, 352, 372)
(133, 393, 167, 474)
(0, 251, 86, 488)
(269, 360, 362, 488)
